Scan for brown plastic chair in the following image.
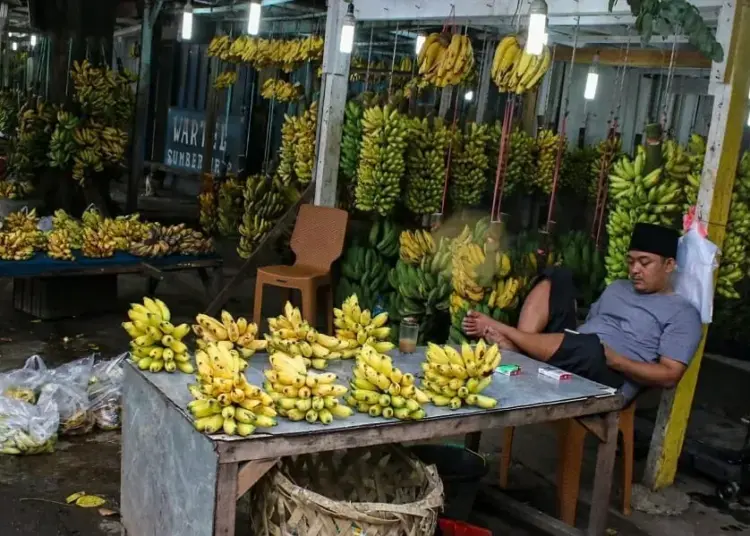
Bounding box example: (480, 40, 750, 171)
(253, 204, 348, 332)
(498, 402, 636, 525)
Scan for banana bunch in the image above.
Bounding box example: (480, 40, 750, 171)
(189, 342, 277, 436)
(47, 228, 75, 260)
(51, 209, 83, 246)
(338, 246, 393, 310)
(0, 88, 20, 136)
(486, 277, 521, 311)
(368, 219, 400, 258)
(339, 100, 363, 204)
(355, 105, 408, 215)
(491, 36, 551, 94)
(3, 387, 36, 404)
(685, 134, 707, 206)
(293, 103, 317, 187)
(534, 129, 563, 194)
(0, 180, 33, 200)
(177, 229, 215, 256)
(736, 152, 750, 201)
(716, 233, 745, 299)
(399, 229, 435, 266)
(334, 294, 395, 352)
(389, 258, 452, 319)
(193, 311, 267, 361)
(4, 207, 39, 233)
(277, 113, 298, 187)
(397, 56, 414, 72)
(260, 79, 302, 102)
(404, 116, 450, 215)
(237, 174, 287, 258)
(7, 95, 55, 180)
(0, 419, 56, 456)
(558, 231, 605, 307)
(589, 137, 622, 201)
(199, 192, 218, 235)
(124, 297, 194, 373)
(417, 32, 475, 88)
(605, 206, 639, 282)
(129, 223, 191, 258)
(48, 109, 80, 169)
(217, 174, 244, 237)
(79, 226, 115, 258)
(501, 126, 537, 196)
(560, 146, 597, 198)
(452, 242, 492, 303)
(212, 35, 324, 71)
(266, 302, 345, 370)
(451, 122, 490, 208)
(264, 352, 352, 424)
(662, 139, 692, 209)
(214, 71, 238, 90)
(346, 344, 429, 420)
(421, 342, 500, 410)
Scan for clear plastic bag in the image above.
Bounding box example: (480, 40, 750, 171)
(88, 354, 127, 431)
(48, 355, 95, 390)
(675, 222, 719, 323)
(0, 355, 49, 404)
(38, 381, 95, 436)
(0, 396, 59, 455)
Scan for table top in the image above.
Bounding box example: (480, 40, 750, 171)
(127, 347, 623, 459)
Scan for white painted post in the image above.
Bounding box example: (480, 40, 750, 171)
(313, 0, 353, 207)
(475, 39, 495, 124)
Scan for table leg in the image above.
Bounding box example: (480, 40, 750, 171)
(586, 411, 619, 536)
(465, 431, 482, 451)
(214, 463, 239, 536)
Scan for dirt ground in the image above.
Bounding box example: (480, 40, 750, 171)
(0, 272, 748, 536)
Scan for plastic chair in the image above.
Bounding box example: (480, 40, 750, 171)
(498, 402, 636, 525)
(253, 204, 348, 332)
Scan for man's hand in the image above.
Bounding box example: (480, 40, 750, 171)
(602, 344, 686, 389)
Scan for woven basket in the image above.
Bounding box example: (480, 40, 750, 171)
(251, 445, 444, 536)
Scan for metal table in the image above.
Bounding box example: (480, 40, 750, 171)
(121, 349, 624, 536)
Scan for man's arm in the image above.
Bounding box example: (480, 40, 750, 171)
(603, 346, 687, 389)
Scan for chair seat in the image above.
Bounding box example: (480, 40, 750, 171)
(258, 264, 328, 282)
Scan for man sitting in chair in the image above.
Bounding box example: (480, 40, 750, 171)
(463, 223, 702, 401)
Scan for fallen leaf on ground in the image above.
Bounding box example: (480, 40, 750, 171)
(66, 492, 86, 504)
(98, 508, 117, 517)
(31, 319, 41, 323)
(76, 495, 106, 508)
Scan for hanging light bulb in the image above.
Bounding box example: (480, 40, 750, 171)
(30, 35, 37, 48)
(415, 33, 427, 56)
(526, 0, 548, 56)
(247, 0, 262, 36)
(339, 2, 356, 54)
(584, 54, 600, 101)
(181, 1, 194, 41)
(11, 41, 17, 51)
(464, 90, 474, 102)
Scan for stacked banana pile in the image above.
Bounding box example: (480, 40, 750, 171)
(685, 134, 707, 208)
(0, 180, 33, 200)
(217, 174, 244, 237)
(210, 35, 324, 71)
(81, 225, 116, 258)
(198, 174, 218, 234)
(237, 174, 287, 259)
(662, 139, 691, 209)
(404, 117, 450, 215)
(421, 342, 500, 409)
(389, 254, 452, 322)
(339, 100, 363, 205)
(451, 123, 490, 208)
(266, 302, 346, 370)
(534, 129, 563, 194)
(347, 345, 428, 420)
(417, 32, 474, 87)
(47, 210, 83, 260)
(193, 311, 267, 361)
(399, 230, 435, 266)
(189, 343, 277, 436)
(491, 36, 551, 94)
(124, 298, 194, 374)
(0, 88, 20, 136)
(334, 294, 394, 352)
(260, 79, 302, 102)
(716, 153, 750, 299)
(7, 95, 55, 181)
(355, 104, 408, 215)
(336, 220, 399, 309)
(0, 208, 44, 260)
(265, 352, 353, 424)
(558, 231, 606, 307)
(560, 146, 597, 198)
(130, 223, 212, 258)
(588, 137, 621, 201)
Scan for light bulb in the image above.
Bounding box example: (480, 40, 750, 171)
(464, 90, 474, 101)
(415, 33, 426, 55)
(247, 1, 261, 36)
(339, 3, 355, 54)
(526, 0, 548, 56)
(11, 42, 17, 51)
(747, 110, 750, 127)
(584, 72, 599, 100)
(30, 35, 37, 48)
(181, 2, 194, 41)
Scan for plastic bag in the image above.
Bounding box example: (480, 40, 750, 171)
(0, 355, 49, 404)
(675, 222, 719, 323)
(48, 355, 95, 390)
(38, 382, 95, 436)
(88, 354, 127, 431)
(0, 396, 59, 455)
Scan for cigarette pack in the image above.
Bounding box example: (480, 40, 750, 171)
(538, 367, 572, 381)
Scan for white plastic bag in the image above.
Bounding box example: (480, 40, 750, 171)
(38, 382, 95, 436)
(675, 223, 719, 323)
(0, 355, 49, 404)
(0, 396, 59, 455)
(88, 354, 127, 431)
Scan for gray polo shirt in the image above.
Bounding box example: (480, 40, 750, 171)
(578, 280, 702, 400)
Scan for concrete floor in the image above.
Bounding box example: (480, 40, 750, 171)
(0, 272, 749, 535)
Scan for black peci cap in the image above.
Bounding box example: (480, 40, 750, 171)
(629, 222, 679, 259)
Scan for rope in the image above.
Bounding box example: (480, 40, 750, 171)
(543, 44, 557, 128)
(440, 85, 463, 215)
(363, 25, 374, 92)
(661, 29, 679, 131)
(490, 96, 516, 222)
(388, 20, 399, 97)
(263, 23, 277, 173)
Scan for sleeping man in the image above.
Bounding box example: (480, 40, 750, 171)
(463, 223, 702, 401)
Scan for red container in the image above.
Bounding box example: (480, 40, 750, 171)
(438, 518, 492, 536)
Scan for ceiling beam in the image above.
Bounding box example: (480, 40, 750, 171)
(552, 34, 690, 45)
(554, 45, 711, 68)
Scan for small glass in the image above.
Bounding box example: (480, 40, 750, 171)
(399, 318, 419, 354)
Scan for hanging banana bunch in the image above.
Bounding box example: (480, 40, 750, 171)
(237, 175, 288, 259)
(214, 71, 238, 90)
(217, 174, 245, 237)
(209, 35, 324, 71)
(404, 117, 450, 215)
(339, 99, 363, 206)
(293, 103, 318, 188)
(560, 146, 597, 198)
(417, 32, 475, 88)
(260, 79, 302, 102)
(588, 137, 622, 201)
(534, 129, 563, 194)
(491, 35, 551, 94)
(505, 127, 537, 196)
(451, 123, 490, 209)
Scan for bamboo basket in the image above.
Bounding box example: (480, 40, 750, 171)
(250, 445, 444, 536)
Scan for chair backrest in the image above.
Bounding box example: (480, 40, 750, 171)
(290, 204, 349, 272)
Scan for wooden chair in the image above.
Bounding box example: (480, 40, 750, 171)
(498, 402, 636, 525)
(253, 204, 348, 332)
